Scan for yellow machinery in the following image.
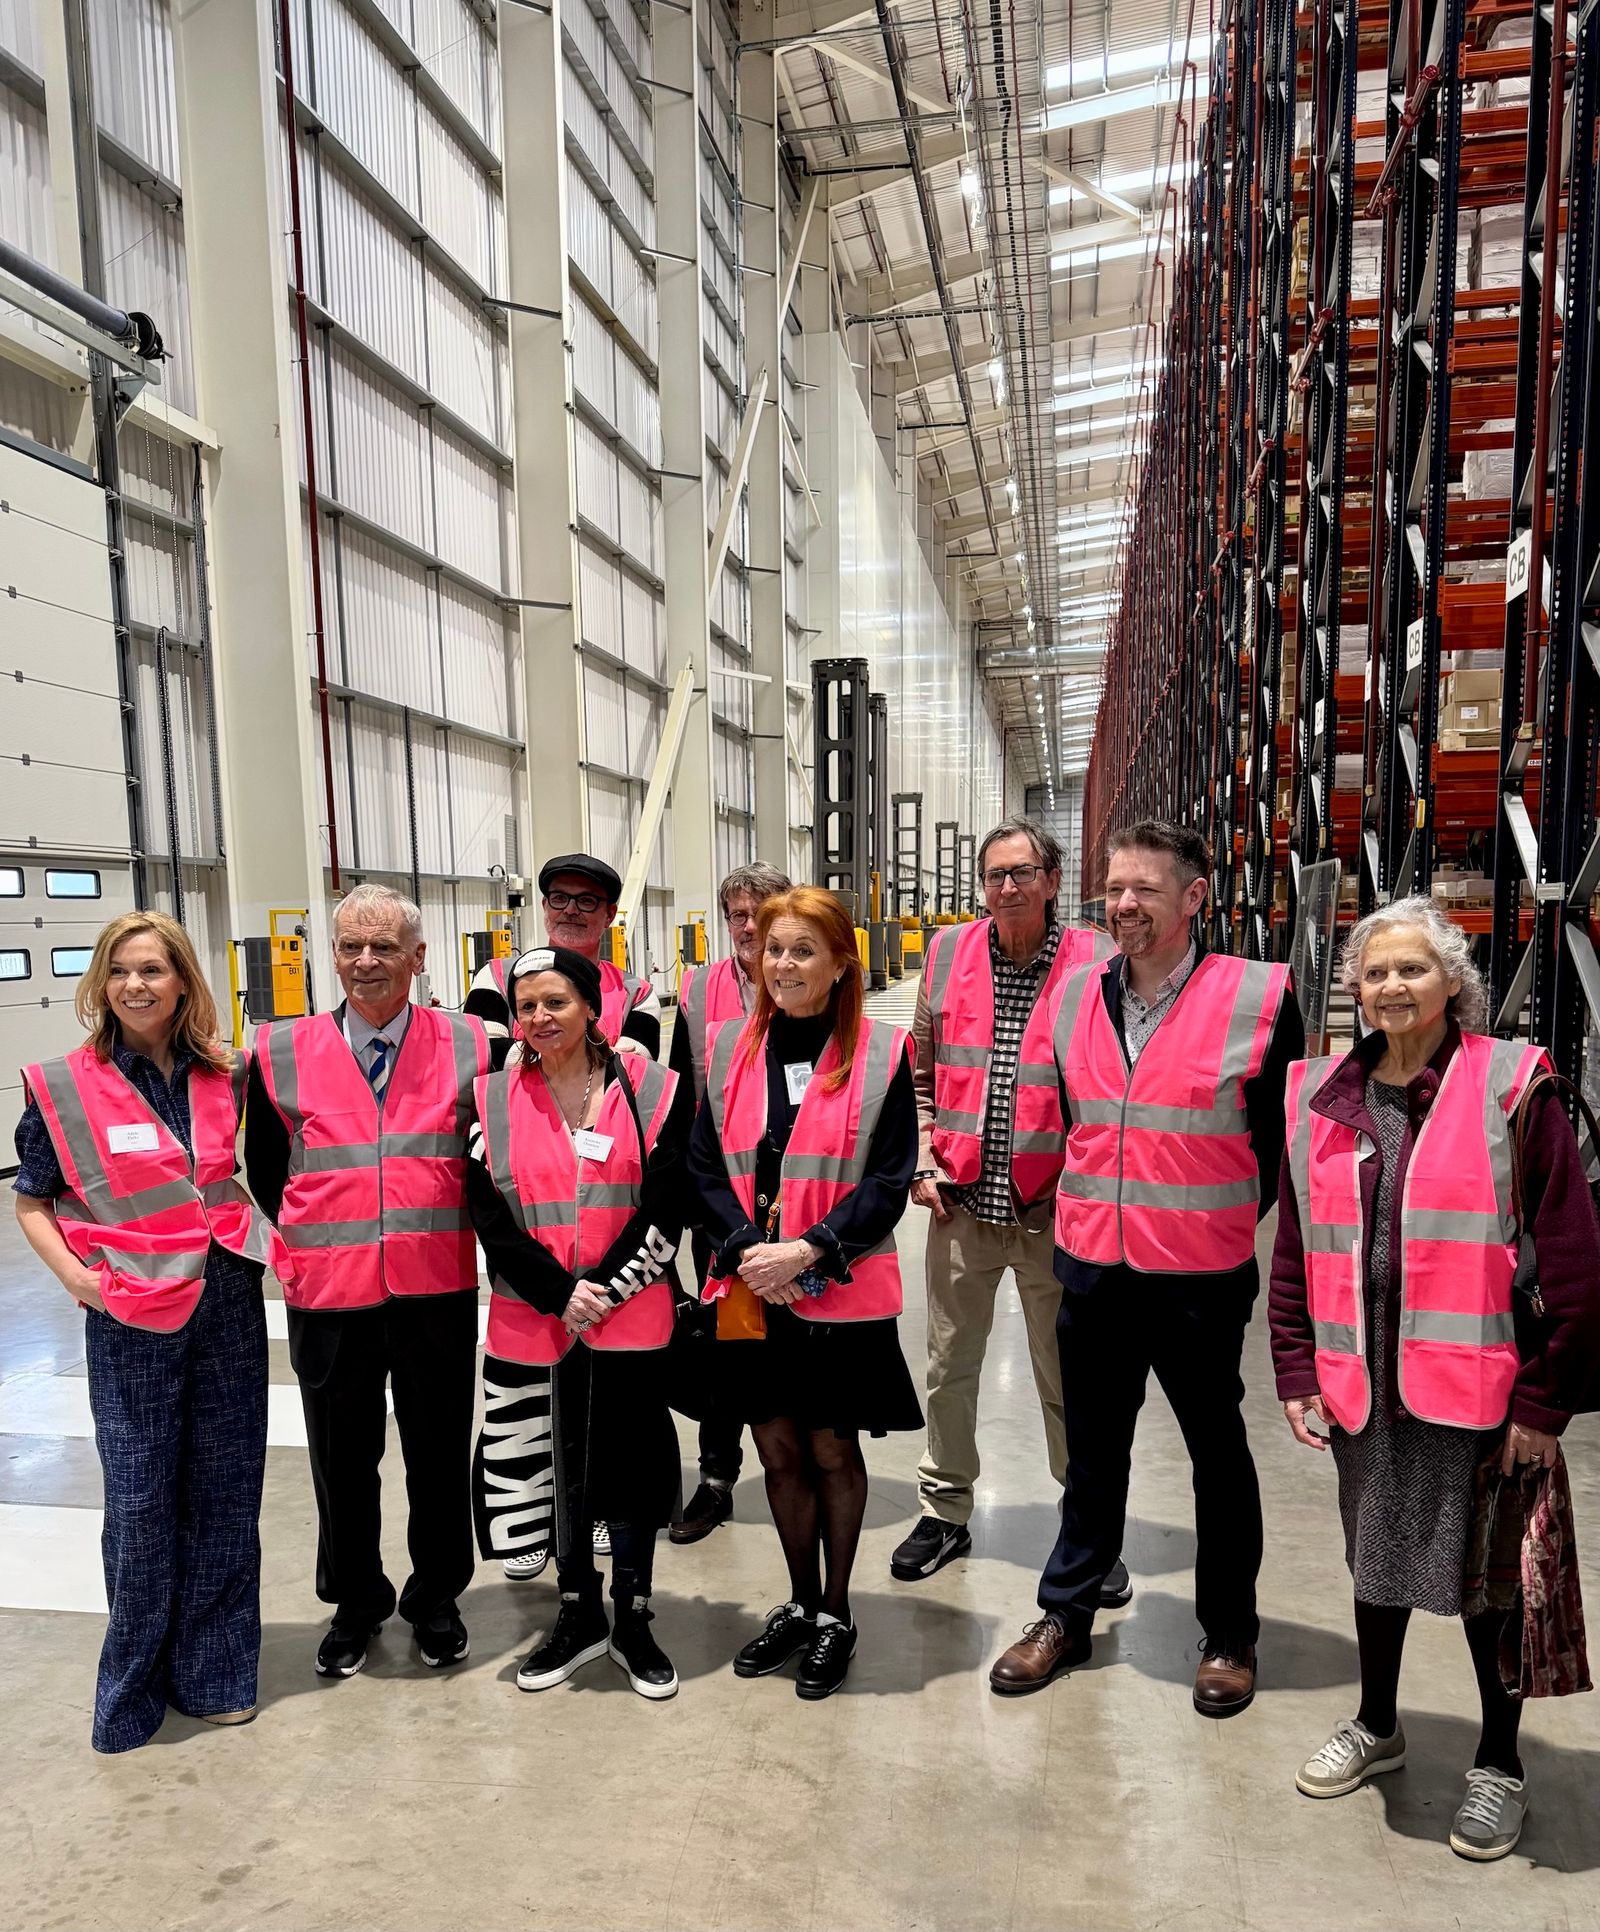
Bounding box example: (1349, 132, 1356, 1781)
(459, 908, 515, 995)
(674, 910, 707, 1003)
(898, 915, 924, 968)
(230, 907, 308, 1044)
(605, 919, 628, 970)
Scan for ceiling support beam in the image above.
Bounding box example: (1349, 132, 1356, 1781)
(842, 246, 986, 316)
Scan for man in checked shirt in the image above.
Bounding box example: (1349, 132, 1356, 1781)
(890, 818, 1128, 1603)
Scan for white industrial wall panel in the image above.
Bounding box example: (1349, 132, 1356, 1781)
(334, 523, 437, 711)
(419, 110, 500, 289)
(432, 425, 505, 589)
(624, 681, 659, 770)
(304, 0, 416, 209)
(87, 0, 181, 185)
(439, 583, 518, 739)
(620, 571, 662, 678)
(324, 338, 432, 549)
(0, 0, 39, 66)
(0, 77, 54, 265)
(582, 661, 630, 774)
(97, 167, 196, 415)
(574, 417, 620, 542)
(413, 0, 499, 149)
(571, 298, 617, 420)
(417, 877, 462, 1002)
(316, 156, 427, 382)
(579, 543, 623, 658)
(566, 165, 610, 300)
(428, 278, 504, 445)
(612, 237, 656, 355)
(409, 728, 450, 876)
(613, 348, 660, 465)
(448, 737, 518, 877)
(616, 465, 659, 575)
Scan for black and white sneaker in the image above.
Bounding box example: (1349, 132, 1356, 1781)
(503, 1547, 550, 1581)
(1098, 1559, 1133, 1609)
(890, 1516, 972, 1581)
(733, 1603, 818, 1678)
(608, 1603, 679, 1700)
(414, 1609, 470, 1668)
(795, 1619, 857, 1700)
(516, 1594, 610, 1692)
(315, 1614, 385, 1679)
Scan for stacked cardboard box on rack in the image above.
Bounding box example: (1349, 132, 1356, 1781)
(1439, 666, 1502, 750)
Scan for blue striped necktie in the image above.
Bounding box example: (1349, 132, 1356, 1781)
(367, 1035, 393, 1097)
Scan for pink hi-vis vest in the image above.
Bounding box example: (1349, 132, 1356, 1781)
(925, 919, 1117, 1207)
(598, 960, 650, 1047)
(22, 1045, 279, 1332)
(702, 1014, 912, 1321)
(474, 1055, 679, 1363)
(256, 1005, 487, 1311)
(1053, 952, 1290, 1272)
(679, 957, 748, 1102)
(1284, 1032, 1546, 1432)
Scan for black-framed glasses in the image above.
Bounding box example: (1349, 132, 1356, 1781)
(983, 864, 1045, 890)
(545, 888, 606, 913)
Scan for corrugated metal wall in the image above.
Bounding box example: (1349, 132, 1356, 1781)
(277, 0, 523, 1005)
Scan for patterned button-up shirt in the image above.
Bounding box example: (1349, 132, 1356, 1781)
(1119, 940, 1197, 1064)
(957, 920, 1064, 1226)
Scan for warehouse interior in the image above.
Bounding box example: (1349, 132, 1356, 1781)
(2, 0, 1599, 1925)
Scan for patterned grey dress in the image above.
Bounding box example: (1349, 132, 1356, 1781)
(1330, 1077, 1494, 1615)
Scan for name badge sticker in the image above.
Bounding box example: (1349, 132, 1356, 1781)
(784, 1061, 814, 1105)
(572, 1129, 614, 1162)
(107, 1123, 160, 1154)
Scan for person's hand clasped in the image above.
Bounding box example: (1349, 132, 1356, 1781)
(563, 1280, 611, 1335)
(1501, 1421, 1560, 1476)
(1284, 1394, 1329, 1452)
(739, 1240, 814, 1304)
(911, 1175, 950, 1221)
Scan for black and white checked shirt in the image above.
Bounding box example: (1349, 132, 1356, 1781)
(955, 920, 1064, 1226)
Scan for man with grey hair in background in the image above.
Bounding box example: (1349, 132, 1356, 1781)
(246, 884, 488, 1681)
(891, 816, 1126, 1593)
(667, 859, 791, 1544)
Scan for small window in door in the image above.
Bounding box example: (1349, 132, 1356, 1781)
(0, 949, 31, 981)
(0, 868, 21, 897)
(51, 947, 94, 978)
(45, 870, 101, 899)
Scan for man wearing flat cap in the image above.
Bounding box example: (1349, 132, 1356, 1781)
(466, 853, 660, 1069)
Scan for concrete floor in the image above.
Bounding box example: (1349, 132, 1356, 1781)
(3, 979, 1599, 1931)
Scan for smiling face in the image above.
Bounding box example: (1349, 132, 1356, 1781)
(1104, 843, 1207, 959)
(724, 891, 764, 973)
(105, 931, 183, 1043)
(763, 915, 841, 1018)
(542, 873, 616, 958)
(514, 971, 592, 1061)
(1356, 925, 1458, 1041)
(333, 904, 424, 1024)
(981, 832, 1060, 939)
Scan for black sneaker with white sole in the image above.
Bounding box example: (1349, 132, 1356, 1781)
(890, 1516, 972, 1581)
(516, 1594, 610, 1692)
(315, 1614, 385, 1679)
(733, 1603, 818, 1677)
(414, 1608, 470, 1668)
(795, 1620, 857, 1700)
(608, 1604, 679, 1700)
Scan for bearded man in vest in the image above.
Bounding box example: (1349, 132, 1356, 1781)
(891, 816, 1129, 1595)
(990, 820, 1304, 1715)
(666, 860, 790, 1545)
(246, 884, 489, 1679)
(466, 854, 660, 1068)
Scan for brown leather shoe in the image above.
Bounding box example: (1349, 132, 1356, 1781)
(669, 1480, 734, 1545)
(989, 1617, 1091, 1696)
(1193, 1643, 1256, 1717)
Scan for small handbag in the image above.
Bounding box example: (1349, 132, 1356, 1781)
(715, 1189, 782, 1342)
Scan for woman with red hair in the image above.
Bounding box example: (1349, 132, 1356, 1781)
(689, 886, 921, 1698)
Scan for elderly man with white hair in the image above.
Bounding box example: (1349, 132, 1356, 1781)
(246, 885, 488, 1681)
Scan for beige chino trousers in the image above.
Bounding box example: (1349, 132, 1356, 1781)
(916, 1202, 1068, 1526)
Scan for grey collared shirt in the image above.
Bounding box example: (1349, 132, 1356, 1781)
(344, 1001, 413, 1105)
(1120, 941, 1197, 1064)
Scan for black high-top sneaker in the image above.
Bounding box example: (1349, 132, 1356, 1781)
(516, 1591, 610, 1692)
(608, 1599, 679, 1700)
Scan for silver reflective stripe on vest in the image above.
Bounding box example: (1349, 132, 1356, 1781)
(1218, 960, 1287, 1084)
(631, 1057, 672, 1128)
(479, 1074, 527, 1234)
(281, 1206, 469, 1249)
(1284, 1057, 1342, 1242)
(1013, 1130, 1065, 1154)
(446, 1013, 483, 1132)
(684, 967, 711, 1101)
(1063, 1171, 1261, 1211)
(578, 1182, 639, 1209)
(1015, 1063, 1059, 1089)
(1306, 1220, 1357, 1254)
(706, 1020, 742, 1147)
(1408, 1308, 1517, 1347)
(1070, 1096, 1249, 1136)
(262, 1021, 300, 1121)
(1481, 1035, 1533, 1230)
(1050, 962, 1101, 1075)
(786, 1020, 902, 1199)
(1313, 1319, 1359, 1355)
(26, 1057, 202, 1224)
(934, 1043, 990, 1069)
(297, 1141, 380, 1173)
(923, 925, 961, 1015)
(935, 1107, 984, 1135)
(96, 1244, 213, 1280)
(1407, 1208, 1508, 1245)
(527, 1199, 578, 1230)
(229, 1050, 248, 1120)
(381, 1130, 464, 1159)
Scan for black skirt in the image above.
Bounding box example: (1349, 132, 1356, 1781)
(702, 1303, 924, 1438)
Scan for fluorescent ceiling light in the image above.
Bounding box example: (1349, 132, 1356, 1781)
(1042, 69, 1203, 136)
(1054, 437, 1132, 467)
(1054, 354, 1165, 391)
(1052, 377, 1144, 415)
(1047, 159, 1199, 208)
(1050, 234, 1151, 275)
(1045, 38, 1204, 94)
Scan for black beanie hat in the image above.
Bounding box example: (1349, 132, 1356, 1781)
(507, 944, 604, 1020)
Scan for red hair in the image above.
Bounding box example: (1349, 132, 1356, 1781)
(741, 886, 865, 1092)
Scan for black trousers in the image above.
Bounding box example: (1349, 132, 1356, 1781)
(288, 1291, 478, 1627)
(689, 1228, 745, 1484)
(1038, 1260, 1264, 1649)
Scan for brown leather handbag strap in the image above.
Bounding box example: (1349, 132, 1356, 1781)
(1511, 1066, 1600, 1235)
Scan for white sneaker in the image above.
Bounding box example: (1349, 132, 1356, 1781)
(1450, 1768, 1528, 1860)
(502, 1548, 549, 1581)
(1295, 1718, 1407, 1797)
(593, 1522, 611, 1557)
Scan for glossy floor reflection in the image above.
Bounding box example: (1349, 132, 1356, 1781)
(3, 979, 1598, 1930)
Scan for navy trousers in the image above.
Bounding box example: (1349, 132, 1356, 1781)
(1037, 1261, 1264, 1649)
(85, 1257, 269, 1753)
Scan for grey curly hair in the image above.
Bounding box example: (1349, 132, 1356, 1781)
(1337, 894, 1488, 1031)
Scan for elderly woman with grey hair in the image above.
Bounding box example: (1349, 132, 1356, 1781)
(1269, 895, 1600, 1861)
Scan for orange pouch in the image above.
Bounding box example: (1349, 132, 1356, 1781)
(715, 1276, 768, 1341)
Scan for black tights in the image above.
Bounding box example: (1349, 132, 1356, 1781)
(751, 1416, 868, 1622)
(559, 1522, 657, 1608)
(1353, 1598, 1523, 1777)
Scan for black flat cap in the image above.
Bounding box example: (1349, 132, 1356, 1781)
(537, 852, 622, 902)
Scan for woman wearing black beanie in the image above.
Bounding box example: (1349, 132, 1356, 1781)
(466, 946, 693, 1697)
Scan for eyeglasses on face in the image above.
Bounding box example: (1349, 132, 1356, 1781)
(983, 864, 1044, 890)
(545, 888, 606, 914)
